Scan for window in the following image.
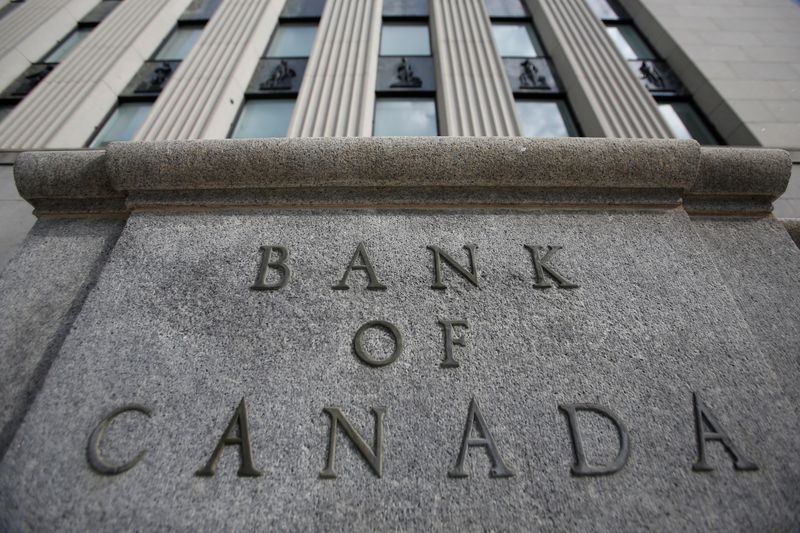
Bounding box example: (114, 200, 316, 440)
(266, 25, 318, 58)
(89, 0, 220, 146)
(154, 27, 204, 61)
(516, 100, 578, 137)
(484, 0, 527, 18)
(380, 25, 431, 56)
(374, 2, 437, 136)
(491, 23, 543, 57)
(658, 103, 716, 145)
(280, 0, 326, 18)
(382, 0, 428, 17)
(586, 0, 719, 144)
(486, 1, 579, 137)
(43, 28, 92, 64)
(230, 1, 325, 138)
(232, 100, 295, 138)
(605, 26, 655, 61)
(90, 102, 153, 147)
(374, 98, 437, 136)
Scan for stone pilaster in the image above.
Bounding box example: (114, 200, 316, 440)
(0, 0, 193, 149)
(0, 0, 99, 93)
(136, 0, 286, 140)
(528, 0, 671, 138)
(288, 0, 382, 137)
(431, 0, 519, 136)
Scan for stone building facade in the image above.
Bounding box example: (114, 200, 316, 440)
(0, 0, 798, 272)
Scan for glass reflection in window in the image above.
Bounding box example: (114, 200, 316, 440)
(491, 23, 543, 57)
(374, 98, 437, 136)
(232, 99, 295, 138)
(516, 100, 577, 137)
(380, 25, 431, 56)
(90, 102, 153, 147)
(266, 25, 319, 58)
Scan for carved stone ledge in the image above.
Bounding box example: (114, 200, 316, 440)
(11, 137, 792, 216)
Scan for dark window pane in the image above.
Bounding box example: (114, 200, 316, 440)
(584, 0, 625, 20)
(281, 0, 326, 18)
(516, 99, 578, 137)
(606, 25, 656, 60)
(484, 0, 528, 18)
(44, 28, 92, 64)
(382, 0, 428, 17)
(180, 0, 223, 22)
(232, 99, 295, 138)
(374, 98, 437, 136)
(0, 105, 14, 124)
(80, 1, 122, 25)
(491, 23, 544, 57)
(658, 102, 717, 145)
(154, 27, 203, 60)
(266, 25, 318, 57)
(90, 102, 152, 147)
(381, 24, 431, 56)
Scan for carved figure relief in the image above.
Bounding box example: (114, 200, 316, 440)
(519, 59, 549, 90)
(260, 60, 296, 90)
(390, 57, 423, 88)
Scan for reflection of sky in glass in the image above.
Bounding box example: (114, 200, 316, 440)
(491, 23, 543, 57)
(374, 99, 437, 136)
(606, 26, 655, 60)
(91, 103, 152, 147)
(516, 101, 573, 137)
(0, 106, 13, 125)
(45, 29, 91, 63)
(484, 0, 528, 18)
(380, 25, 431, 56)
(658, 103, 716, 144)
(233, 100, 295, 138)
(155, 27, 203, 60)
(267, 25, 318, 58)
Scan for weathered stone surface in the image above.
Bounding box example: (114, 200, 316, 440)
(106, 137, 701, 191)
(0, 210, 797, 531)
(0, 219, 123, 459)
(691, 216, 800, 412)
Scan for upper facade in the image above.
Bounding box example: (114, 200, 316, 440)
(0, 0, 797, 153)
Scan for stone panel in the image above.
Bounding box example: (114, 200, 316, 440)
(0, 210, 797, 530)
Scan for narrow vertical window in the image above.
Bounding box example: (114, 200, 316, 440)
(486, 0, 579, 137)
(230, 0, 325, 138)
(587, 0, 720, 144)
(88, 0, 221, 146)
(374, 0, 438, 136)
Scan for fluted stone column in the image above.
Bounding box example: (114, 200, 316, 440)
(528, 0, 670, 138)
(0, 0, 193, 149)
(0, 0, 99, 93)
(431, 0, 519, 136)
(136, 0, 286, 140)
(288, 0, 382, 138)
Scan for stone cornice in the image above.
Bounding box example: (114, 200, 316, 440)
(12, 137, 792, 216)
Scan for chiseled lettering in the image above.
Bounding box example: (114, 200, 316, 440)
(428, 245, 480, 290)
(196, 398, 262, 477)
(692, 392, 758, 472)
(524, 245, 579, 289)
(439, 319, 469, 368)
(449, 398, 514, 478)
(87, 404, 151, 476)
(559, 403, 630, 476)
(251, 245, 290, 290)
(353, 320, 404, 367)
(320, 406, 386, 479)
(333, 242, 387, 290)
